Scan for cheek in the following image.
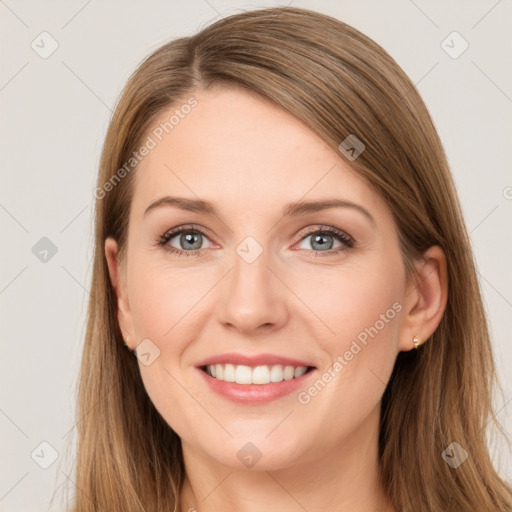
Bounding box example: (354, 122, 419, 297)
(129, 261, 205, 344)
(290, 262, 404, 442)
(127, 261, 212, 434)
(294, 256, 404, 367)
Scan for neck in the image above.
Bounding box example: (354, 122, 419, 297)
(177, 404, 395, 512)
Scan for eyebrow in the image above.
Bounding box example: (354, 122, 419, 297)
(144, 196, 375, 225)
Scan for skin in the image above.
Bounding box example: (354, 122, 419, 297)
(105, 85, 448, 512)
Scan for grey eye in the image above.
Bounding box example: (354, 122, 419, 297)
(168, 231, 209, 251)
(297, 232, 342, 252)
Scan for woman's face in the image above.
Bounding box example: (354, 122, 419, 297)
(106, 86, 419, 470)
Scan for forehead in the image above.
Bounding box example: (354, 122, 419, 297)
(131, 86, 388, 221)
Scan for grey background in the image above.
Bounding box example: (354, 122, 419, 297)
(1, 0, 511, 510)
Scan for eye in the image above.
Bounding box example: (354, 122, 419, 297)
(294, 226, 354, 256)
(157, 225, 213, 257)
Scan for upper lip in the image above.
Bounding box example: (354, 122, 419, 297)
(195, 352, 315, 368)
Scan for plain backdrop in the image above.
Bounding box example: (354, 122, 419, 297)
(1, 0, 511, 510)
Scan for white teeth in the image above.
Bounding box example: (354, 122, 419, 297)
(223, 363, 236, 382)
(235, 365, 252, 384)
(252, 365, 270, 384)
(283, 366, 295, 380)
(205, 364, 310, 385)
(294, 366, 308, 378)
(270, 365, 284, 382)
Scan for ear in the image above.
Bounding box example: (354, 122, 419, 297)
(104, 237, 135, 349)
(398, 245, 449, 352)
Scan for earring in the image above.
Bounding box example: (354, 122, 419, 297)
(412, 336, 421, 350)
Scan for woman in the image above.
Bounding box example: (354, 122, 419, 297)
(67, 6, 512, 511)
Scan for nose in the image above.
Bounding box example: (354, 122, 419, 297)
(217, 246, 289, 334)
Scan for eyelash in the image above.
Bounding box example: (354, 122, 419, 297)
(156, 224, 355, 258)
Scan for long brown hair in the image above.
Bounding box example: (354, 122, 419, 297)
(62, 7, 512, 511)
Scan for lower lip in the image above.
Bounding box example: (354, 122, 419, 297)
(196, 367, 317, 404)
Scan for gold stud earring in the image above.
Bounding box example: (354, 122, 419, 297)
(412, 336, 421, 350)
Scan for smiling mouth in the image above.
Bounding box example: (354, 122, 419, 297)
(200, 363, 315, 385)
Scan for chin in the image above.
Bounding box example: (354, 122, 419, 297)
(194, 433, 307, 471)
